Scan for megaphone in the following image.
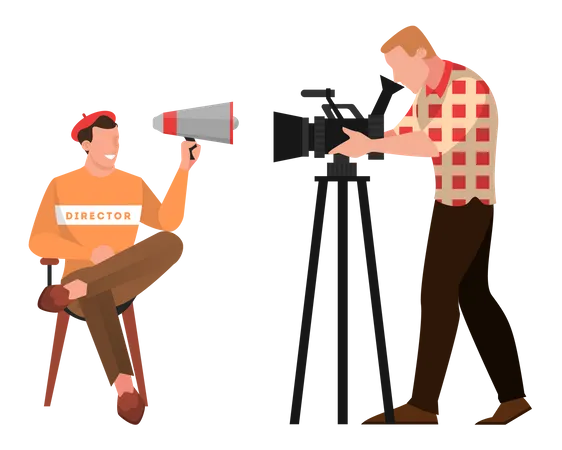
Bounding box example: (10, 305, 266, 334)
(153, 102, 239, 159)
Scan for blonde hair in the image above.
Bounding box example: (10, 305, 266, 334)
(381, 26, 436, 58)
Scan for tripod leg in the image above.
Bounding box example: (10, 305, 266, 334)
(338, 180, 348, 425)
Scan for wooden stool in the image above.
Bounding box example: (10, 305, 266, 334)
(39, 259, 150, 410)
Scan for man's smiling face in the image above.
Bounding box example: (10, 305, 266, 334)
(82, 126, 119, 168)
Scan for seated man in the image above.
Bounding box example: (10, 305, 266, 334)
(29, 111, 200, 425)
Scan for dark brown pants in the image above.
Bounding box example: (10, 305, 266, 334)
(408, 198, 525, 414)
(61, 232, 183, 385)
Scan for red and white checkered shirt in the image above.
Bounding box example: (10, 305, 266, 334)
(393, 60, 497, 206)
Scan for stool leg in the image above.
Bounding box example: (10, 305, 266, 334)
(45, 311, 70, 407)
(122, 304, 147, 406)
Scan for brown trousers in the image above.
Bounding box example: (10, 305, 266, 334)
(408, 198, 525, 414)
(61, 232, 183, 385)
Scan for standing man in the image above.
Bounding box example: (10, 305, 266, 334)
(30, 111, 200, 424)
(330, 26, 530, 425)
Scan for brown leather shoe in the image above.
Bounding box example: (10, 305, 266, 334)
(363, 404, 438, 425)
(472, 398, 534, 429)
(117, 389, 145, 425)
(38, 285, 71, 312)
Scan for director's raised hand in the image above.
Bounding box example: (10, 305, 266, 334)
(180, 140, 201, 171)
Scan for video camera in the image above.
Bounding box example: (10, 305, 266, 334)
(297, 74, 401, 176)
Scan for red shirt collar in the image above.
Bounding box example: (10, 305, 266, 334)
(425, 60, 452, 98)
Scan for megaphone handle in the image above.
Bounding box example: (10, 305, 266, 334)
(184, 138, 197, 159)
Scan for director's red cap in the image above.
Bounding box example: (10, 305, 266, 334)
(71, 111, 116, 142)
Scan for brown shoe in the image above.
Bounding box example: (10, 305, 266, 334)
(476, 398, 531, 425)
(117, 389, 145, 425)
(38, 285, 71, 312)
(363, 403, 438, 425)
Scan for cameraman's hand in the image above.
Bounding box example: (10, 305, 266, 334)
(384, 127, 396, 137)
(329, 127, 373, 158)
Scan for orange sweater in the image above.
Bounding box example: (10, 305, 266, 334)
(29, 166, 189, 277)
